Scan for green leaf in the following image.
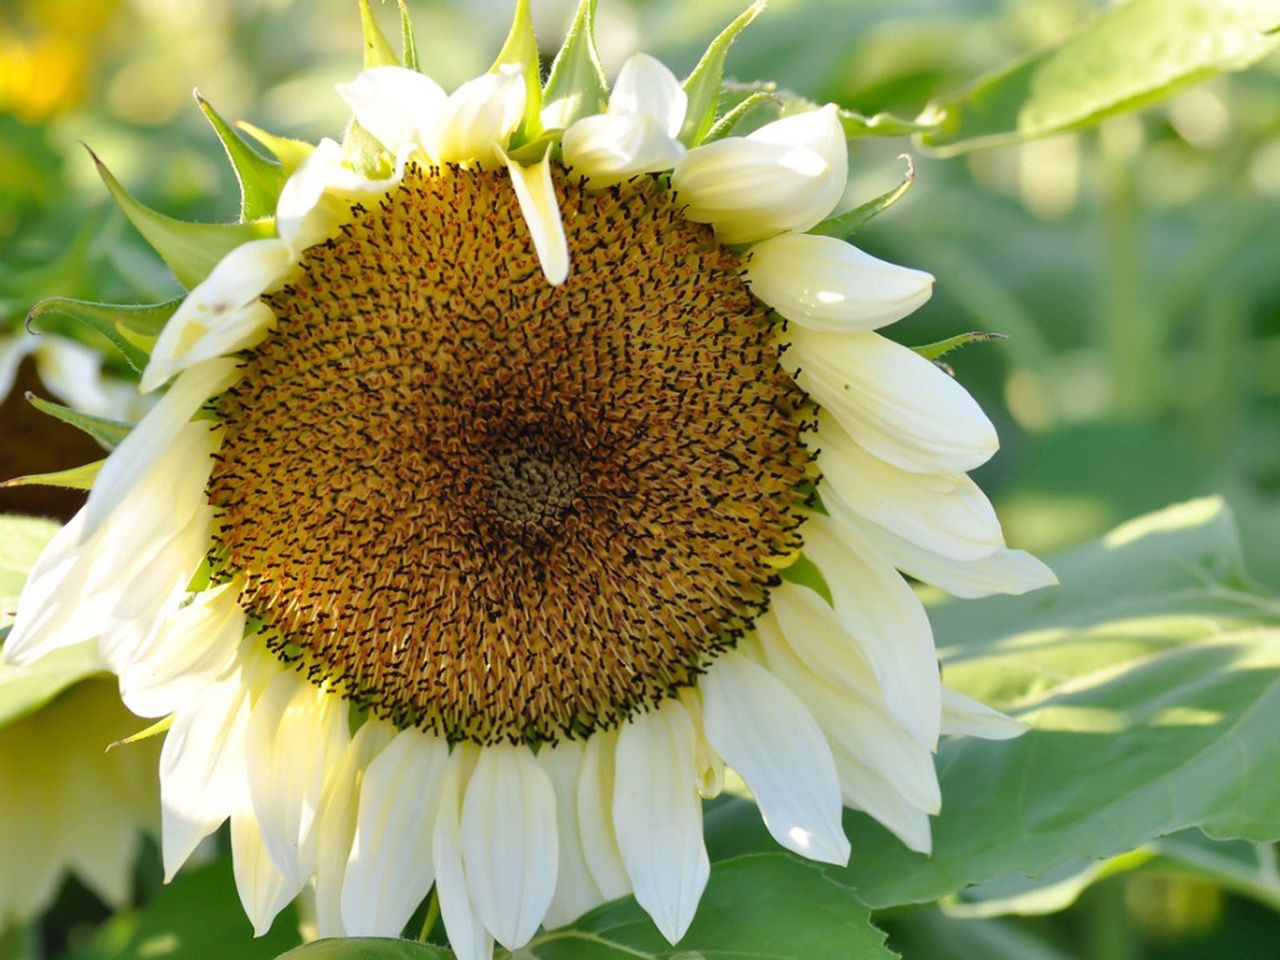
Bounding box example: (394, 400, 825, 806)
(704, 89, 780, 142)
(275, 941, 453, 960)
(71, 858, 302, 960)
(1, 459, 104, 492)
(89, 147, 274, 289)
(679, 0, 767, 147)
(911, 331, 1008, 363)
(707, 498, 1280, 910)
(196, 92, 286, 221)
(26, 394, 133, 447)
(237, 122, 315, 177)
(919, 0, 1280, 157)
(541, 0, 608, 130)
(359, 0, 400, 69)
(838, 108, 932, 138)
(490, 0, 542, 146)
(398, 0, 419, 72)
(810, 156, 915, 240)
(26, 296, 164, 373)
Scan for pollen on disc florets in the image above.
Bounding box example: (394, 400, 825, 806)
(206, 162, 812, 745)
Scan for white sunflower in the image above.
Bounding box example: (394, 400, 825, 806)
(3, 3, 1055, 956)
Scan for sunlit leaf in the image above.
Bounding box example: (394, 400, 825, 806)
(490, 0, 542, 145)
(25, 395, 132, 448)
(89, 147, 274, 289)
(359, 0, 400, 69)
(542, 0, 608, 130)
(398, 0, 419, 72)
(236, 122, 315, 177)
(196, 93, 285, 222)
(707, 498, 1280, 909)
(911, 331, 1007, 363)
(679, 0, 767, 147)
(920, 0, 1280, 156)
(1, 459, 104, 492)
(810, 156, 914, 240)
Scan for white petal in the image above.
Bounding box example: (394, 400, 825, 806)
(842, 509, 1057, 598)
(800, 518, 941, 747)
(276, 138, 405, 253)
(562, 113, 685, 187)
(462, 743, 558, 950)
(817, 413, 1003, 562)
(432, 744, 494, 960)
(232, 810, 302, 936)
(831, 748, 934, 855)
(32, 336, 115, 417)
(160, 672, 251, 880)
(609, 53, 686, 136)
(613, 700, 708, 945)
(246, 671, 350, 885)
(337, 66, 447, 153)
(538, 740, 606, 929)
(342, 728, 448, 936)
(699, 652, 849, 865)
(313, 718, 395, 939)
(504, 151, 569, 286)
(746, 232, 932, 332)
(114, 580, 243, 718)
(576, 730, 630, 900)
(756, 611, 941, 818)
(141, 237, 292, 392)
(671, 105, 847, 244)
(941, 687, 1026, 740)
(85, 357, 236, 537)
(787, 329, 997, 475)
(436, 68, 525, 168)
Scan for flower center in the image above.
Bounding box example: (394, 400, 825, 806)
(206, 164, 810, 744)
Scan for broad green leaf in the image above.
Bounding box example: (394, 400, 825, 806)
(359, 0, 400, 69)
(810, 157, 915, 240)
(679, 0, 766, 147)
(71, 859, 302, 960)
(89, 148, 274, 289)
(26, 296, 164, 372)
(399, 0, 419, 72)
(1, 459, 104, 492)
(26, 394, 132, 447)
(276, 941, 453, 960)
(490, 0, 542, 146)
(275, 855, 891, 960)
(541, 0, 608, 130)
(919, 0, 1280, 156)
(706, 498, 1280, 909)
(911, 331, 1008, 363)
(237, 121, 315, 176)
(196, 93, 286, 221)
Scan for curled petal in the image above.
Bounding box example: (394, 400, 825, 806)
(671, 105, 847, 244)
(436, 67, 526, 168)
(746, 232, 932, 331)
(337, 66, 447, 153)
(563, 113, 685, 187)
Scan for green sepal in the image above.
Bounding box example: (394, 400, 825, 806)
(236, 122, 315, 177)
(704, 89, 779, 142)
(88, 147, 274, 290)
(912, 331, 1008, 362)
(506, 129, 564, 166)
(678, 0, 767, 147)
(25, 394, 133, 448)
(110, 297, 183, 342)
(195, 92, 285, 222)
(26, 296, 153, 373)
(109, 714, 173, 750)
(809, 156, 915, 240)
(358, 0, 400, 68)
(0, 460, 104, 492)
(343, 119, 394, 178)
(490, 0, 543, 146)
(542, 0, 608, 129)
(398, 0, 418, 71)
(779, 553, 832, 605)
(838, 107, 934, 138)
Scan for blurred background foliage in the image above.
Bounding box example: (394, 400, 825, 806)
(0, 0, 1277, 957)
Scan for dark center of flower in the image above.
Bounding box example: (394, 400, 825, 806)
(206, 163, 810, 745)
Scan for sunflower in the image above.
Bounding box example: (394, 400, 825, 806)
(4, 2, 1054, 955)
